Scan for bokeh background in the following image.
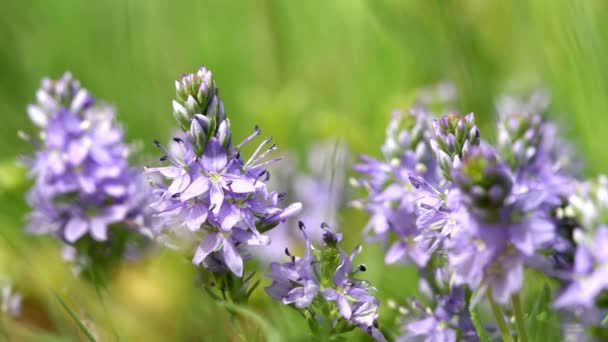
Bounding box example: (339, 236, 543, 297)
(1, 0, 608, 340)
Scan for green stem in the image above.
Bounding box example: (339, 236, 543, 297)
(510, 293, 529, 342)
(487, 287, 514, 342)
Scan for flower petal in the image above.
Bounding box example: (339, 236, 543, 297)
(210, 182, 224, 215)
(65, 217, 89, 243)
(201, 138, 227, 172)
(180, 175, 210, 201)
(192, 233, 222, 265)
(222, 174, 256, 193)
(186, 203, 208, 231)
(222, 239, 243, 277)
(90, 217, 108, 241)
(337, 295, 352, 319)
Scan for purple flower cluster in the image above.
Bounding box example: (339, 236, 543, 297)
(147, 67, 301, 277)
(265, 222, 385, 341)
(24, 73, 152, 244)
(354, 89, 596, 339)
(398, 287, 477, 342)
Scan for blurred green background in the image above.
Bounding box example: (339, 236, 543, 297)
(1, 0, 608, 340)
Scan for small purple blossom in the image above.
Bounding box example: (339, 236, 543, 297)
(447, 146, 554, 303)
(147, 67, 301, 277)
(265, 223, 385, 341)
(24, 73, 153, 245)
(555, 226, 608, 308)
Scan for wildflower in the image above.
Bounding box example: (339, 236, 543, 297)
(265, 222, 385, 341)
(398, 287, 477, 342)
(353, 109, 437, 266)
(147, 67, 300, 277)
(24, 73, 152, 245)
(447, 145, 554, 303)
(555, 226, 608, 308)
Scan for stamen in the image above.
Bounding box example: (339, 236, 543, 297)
(249, 144, 277, 166)
(245, 136, 272, 166)
(153, 140, 183, 167)
(249, 156, 283, 170)
(236, 125, 261, 149)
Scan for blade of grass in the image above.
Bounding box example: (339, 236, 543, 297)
(54, 293, 96, 342)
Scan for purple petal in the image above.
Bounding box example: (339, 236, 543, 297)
(218, 204, 241, 231)
(90, 217, 108, 241)
(67, 142, 89, 165)
(168, 172, 192, 195)
(145, 166, 182, 178)
(65, 217, 89, 243)
(231, 228, 270, 246)
(385, 241, 407, 264)
(180, 175, 210, 201)
(337, 295, 352, 319)
(322, 288, 338, 301)
(202, 138, 227, 172)
(222, 239, 243, 277)
(192, 233, 222, 265)
(210, 182, 224, 215)
(222, 174, 256, 193)
(186, 203, 208, 231)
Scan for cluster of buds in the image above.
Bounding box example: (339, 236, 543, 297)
(173, 67, 230, 155)
(453, 146, 514, 222)
(430, 112, 480, 181)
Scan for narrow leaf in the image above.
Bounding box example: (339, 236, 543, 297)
(54, 294, 96, 342)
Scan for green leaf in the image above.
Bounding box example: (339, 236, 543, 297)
(469, 305, 491, 342)
(54, 293, 97, 342)
(526, 283, 561, 341)
(217, 301, 281, 342)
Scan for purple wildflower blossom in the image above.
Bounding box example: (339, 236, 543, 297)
(24, 73, 153, 244)
(353, 109, 437, 267)
(555, 226, 608, 308)
(447, 145, 554, 303)
(147, 67, 301, 277)
(265, 223, 385, 341)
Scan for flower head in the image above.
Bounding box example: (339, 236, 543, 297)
(148, 67, 301, 277)
(24, 73, 153, 245)
(265, 222, 385, 341)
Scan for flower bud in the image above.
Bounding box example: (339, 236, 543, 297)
(190, 118, 207, 156)
(430, 112, 480, 181)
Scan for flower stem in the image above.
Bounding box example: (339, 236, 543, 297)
(510, 293, 529, 342)
(487, 287, 514, 342)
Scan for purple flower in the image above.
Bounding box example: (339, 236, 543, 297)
(397, 287, 478, 342)
(147, 67, 301, 277)
(555, 226, 608, 308)
(265, 223, 385, 341)
(353, 109, 437, 267)
(447, 146, 554, 303)
(265, 224, 319, 308)
(24, 73, 153, 245)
